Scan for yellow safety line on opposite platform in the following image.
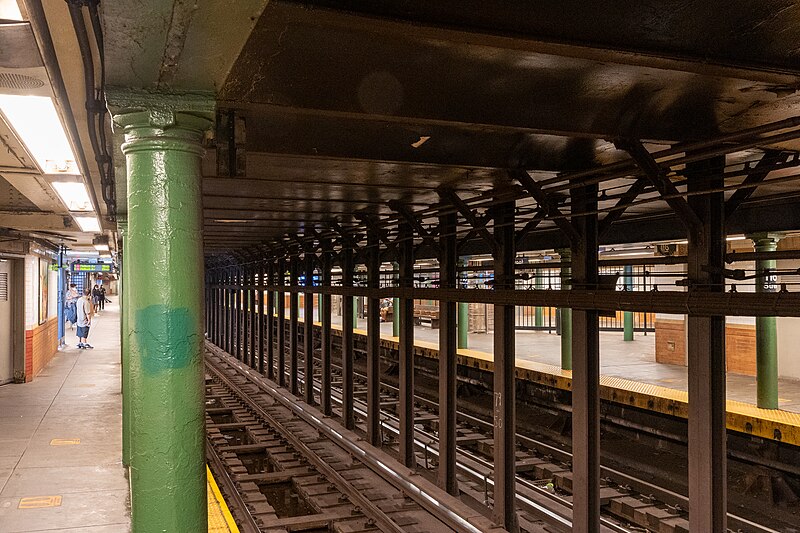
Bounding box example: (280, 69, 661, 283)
(308, 318, 800, 445)
(207, 466, 239, 533)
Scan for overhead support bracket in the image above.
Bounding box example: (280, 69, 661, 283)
(614, 139, 702, 235)
(514, 207, 547, 249)
(386, 201, 439, 254)
(510, 169, 581, 244)
(725, 150, 793, 218)
(329, 221, 362, 251)
(437, 187, 498, 253)
(598, 178, 648, 239)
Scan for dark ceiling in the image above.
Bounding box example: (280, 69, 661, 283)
(100, 0, 800, 257)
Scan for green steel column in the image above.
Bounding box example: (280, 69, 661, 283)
(751, 233, 781, 409)
(534, 267, 544, 327)
(317, 293, 322, 323)
(119, 221, 131, 468)
(111, 92, 213, 533)
(623, 264, 634, 341)
(457, 258, 469, 349)
(558, 249, 572, 370)
(393, 262, 400, 337)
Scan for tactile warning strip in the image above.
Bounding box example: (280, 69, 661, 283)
(207, 466, 238, 533)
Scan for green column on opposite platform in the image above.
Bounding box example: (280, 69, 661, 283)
(458, 258, 469, 349)
(558, 249, 572, 370)
(623, 264, 634, 341)
(111, 91, 213, 533)
(534, 268, 544, 327)
(750, 233, 782, 409)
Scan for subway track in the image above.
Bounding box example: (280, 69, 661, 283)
(204, 343, 498, 533)
(214, 319, 795, 532)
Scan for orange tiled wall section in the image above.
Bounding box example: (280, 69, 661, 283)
(24, 317, 58, 382)
(655, 319, 756, 376)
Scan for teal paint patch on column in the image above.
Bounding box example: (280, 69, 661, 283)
(135, 305, 196, 373)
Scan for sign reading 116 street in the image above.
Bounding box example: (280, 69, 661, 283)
(71, 263, 112, 272)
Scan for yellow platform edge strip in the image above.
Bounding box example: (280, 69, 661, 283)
(207, 466, 240, 533)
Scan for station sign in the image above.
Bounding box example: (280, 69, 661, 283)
(71, 263, 112, 272)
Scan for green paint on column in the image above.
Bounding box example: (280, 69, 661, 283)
(353, 297, 358, 328)
(751, 233, 781, 409)
(458, 302, 469, 349)
(119, 222, 131, 467)
(393, 298, 400, 337)
(112, 93, 213, 533)
(318, 293, 323, 323)
(558, 249, 572, 370)
(534, 268, 544, 327)
(623, 264, 634, 341)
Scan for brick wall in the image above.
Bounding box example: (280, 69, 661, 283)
(24, 317, 58, 382)
(654, 318, 756, 376)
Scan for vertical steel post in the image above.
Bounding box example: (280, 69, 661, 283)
(750, 233, 780, 409)
(236, 267, 243, 360)
(112, 99, 211, 532)
(304, 253, 315, 405)
(559, 249, 572, 370)
(366, 231, 382, 446)
(571, 181, 601, 533)
(438, 215, 458, 493)
(392, 262, 401, 337)
(258, 260, 265, 374)
(243, 266, 250, 364)
(687, 157, 727, 533)
(266, 262, 275, 379)
(623, 264, 634, 341)
(492, 201, 517, 531)
(250, 264, 257, 367)
(289, 258, 299, 394)
(397, 224, 415, 468)
(321, 249, 333, 415)
(341, 250, 355, 428)
(277, 259, 286, 386)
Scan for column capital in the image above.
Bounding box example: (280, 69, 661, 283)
(747, 232, 784, 249)
(106, 88, 215, 154)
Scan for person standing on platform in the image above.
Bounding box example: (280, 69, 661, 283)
(76, 287, 94, 349)
(92, 285, 101, 314)
(65, 284, 78, 330)
(99, 285, 106, 311)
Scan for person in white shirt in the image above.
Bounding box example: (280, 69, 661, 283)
(76, 288, 94, 349)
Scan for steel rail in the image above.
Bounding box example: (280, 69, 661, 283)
(207, 347, 489, 533)
(206, 353, 480, 533)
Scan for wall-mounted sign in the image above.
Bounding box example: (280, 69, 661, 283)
(71, 263, 111, 272)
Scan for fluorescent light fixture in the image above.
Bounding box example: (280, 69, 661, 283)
(0, 0, 22, 20)
(726, 235, 747, 242)
(0, 95, 76, 171)
(73, 215, 100, 233)
(51, 182, 92, 212)
(93, 244, 109, 251)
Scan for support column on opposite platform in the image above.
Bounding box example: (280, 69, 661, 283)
(492, 201, 517, 531)
(570, 180, 600, 533)
(534, 267, 544, 327)
(366, 230, 382, 446)
(111, 92, 213, 532)
(559, 249, 572, 370)
(687, 157, 727, 533)
(235, 267, 242, 360)
(304, 253, 315, 405)
(289, 258, 299, 394)
(749, 233, 781, 409)
(392, 261, 401, 338)
(397, 223, 415, 469)
(341, 249, 355, 428)
(623, 264, 634, 341)
(457, 258, 469, 350)
(249, 264, 257, 367)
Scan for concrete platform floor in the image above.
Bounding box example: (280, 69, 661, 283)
(0, 302, 130, 533)
(325, 312, 800, 414)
